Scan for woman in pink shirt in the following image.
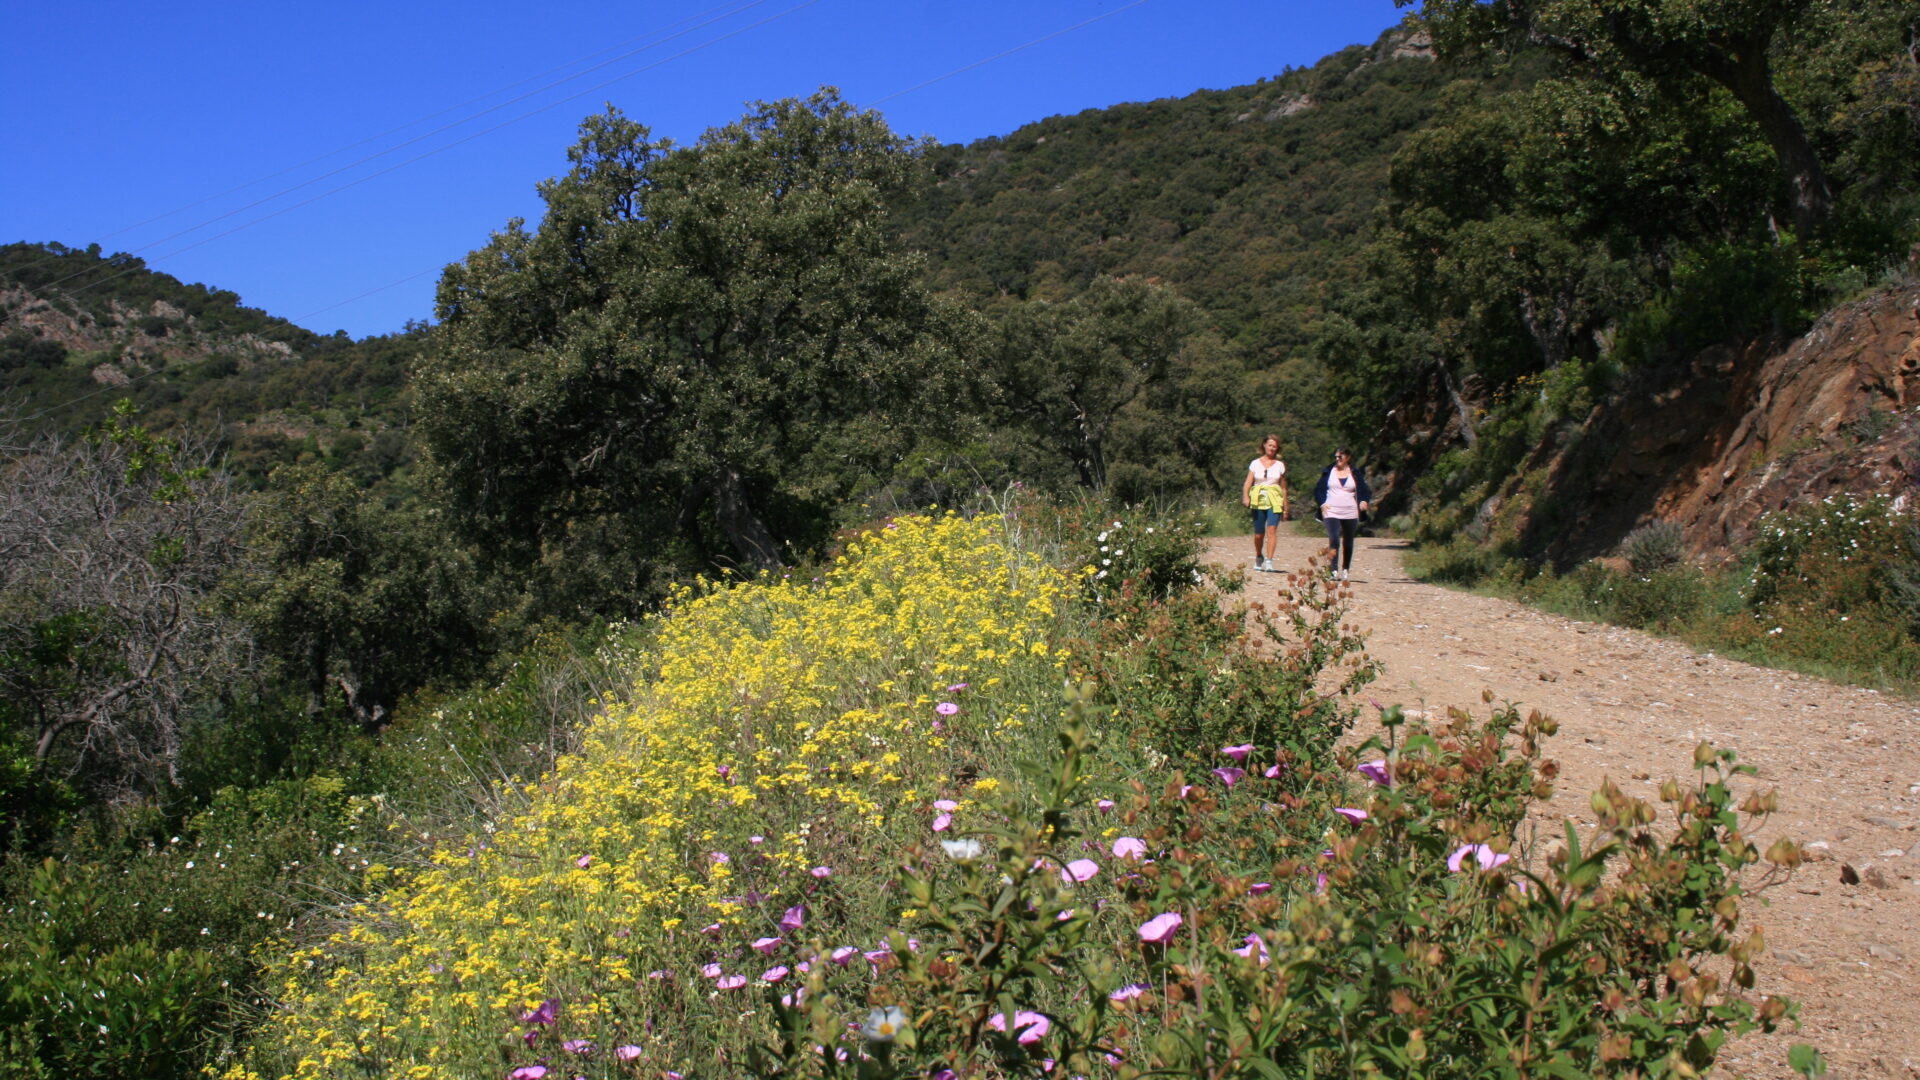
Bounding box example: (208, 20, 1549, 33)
(1312, 448, 1371, 582)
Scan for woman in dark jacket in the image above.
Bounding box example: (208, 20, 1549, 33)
(1312, 448, 1371, 582)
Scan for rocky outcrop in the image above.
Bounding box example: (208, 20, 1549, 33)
(1372, 279, 1920, 565)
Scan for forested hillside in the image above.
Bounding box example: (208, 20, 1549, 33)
(2, 5, 1917, 1076)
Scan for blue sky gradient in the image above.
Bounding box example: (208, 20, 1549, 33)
(2, 1, 1407, 338)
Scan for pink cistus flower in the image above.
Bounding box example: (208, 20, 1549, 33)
(574, 854, 591, 869)
(1233, 933, 1270, 967)
(1357, 760, 1392, 787)
(751, 936, 783, 954)
(829, 946, 859, 965)
(645, 969, 670, 980)
(761, 965, 790, 983)
(935, 702, 960, 716)
(1108, 983, 1148, 1002)
(520, 999, 559, 1026)
(561, 1038, 595, 1055)
(1060, 858, 1099, 884)
(700, 963, 723, 979)
(933, 799, 959, 812)
(988, 1010, 1052, 1045)
(946, 682, 970, 692)
(1138, 912, 1184, 944)
(716, 975, 748, 990)
(509, 1066, 548, 1080)
(1212, 766, 1245, 788)
(932, 813, 952, 832)
(1447, 843, 1512, 873)
(709, 851, 731, 865)
(614, 1045, 642, 1062)
(810, 865, 833, 878)
(1264, 763, 1284, 779)
(1096, 799, 1116, 813)
(699, 922, 722, 938)
(1112, 836, 1148, 861)
(1249, 881, 1273, 895)
(1220, 744, 1254, 762)
(779, 905, 806, 933)
(1333, 807, 1369, 824)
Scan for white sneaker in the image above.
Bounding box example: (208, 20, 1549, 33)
(1335, 569, 1347, 582)
(1260, 558, 1274, 573)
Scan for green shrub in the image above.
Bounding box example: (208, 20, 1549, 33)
(1608, 565, 1711, 631)
(1620, 520, 1686, 573)
(0, 859, 221, 1078)
(746, 698, 1806, 1078)
(1075, 558, 1376, 769)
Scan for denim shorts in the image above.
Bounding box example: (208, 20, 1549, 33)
(1250, 506, 1282, 531)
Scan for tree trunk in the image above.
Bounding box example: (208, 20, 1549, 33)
(712, 466, 782, 571)
(1702, 41, 1834, 237)
(1437, 360, 1479, 448)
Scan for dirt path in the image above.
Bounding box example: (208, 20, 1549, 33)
(1208, 531, 1920, 1079)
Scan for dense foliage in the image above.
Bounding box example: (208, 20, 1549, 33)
(4, 12, 1909, 1074)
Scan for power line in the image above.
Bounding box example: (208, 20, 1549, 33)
(87, 1, 764, 247)
(296, 267, 442, 325)
(83, 1, 768, 250)
(51, 0, 826, 304)
(283, 1, 1162, 329)
(864, 0, 1156, 108)
(30, 0, 782, 295)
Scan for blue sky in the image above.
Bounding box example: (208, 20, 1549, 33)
(2, 1, 1408, 339)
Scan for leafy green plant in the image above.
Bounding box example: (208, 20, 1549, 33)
(0, 859, 221, 1078)
(746, 692, 1804, 1078)
(1075, 553, 1376, 768)
(1620, 520, 1685, 574)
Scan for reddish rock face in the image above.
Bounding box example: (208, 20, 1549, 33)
(1658, 283, 1920, 560)
(1369, 281, 1920, 566)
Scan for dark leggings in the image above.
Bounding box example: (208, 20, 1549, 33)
(1324, 517, 1358, 570)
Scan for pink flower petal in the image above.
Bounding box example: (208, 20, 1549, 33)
(1112, 837, 1148, 861)
(1249, 882, 1273, 895)
(935, 702, 960, 716)
(716, 975, 747, 990)
(1096, 799, 1116, 812)
(575, 854, 591, 869)
(751, 936, 782, 954)
(987, 1011, 1051, 1044)
(1061, 858, 1100, 884)
(1138, 912, 1183, 943)
(1109, 983, 1148, 1002)
(932, 813, 952, 832)
(1264, 763, 1284, 779)
(779, 905, 806, 933)
(1212, 766, 1245, 788)
(1357, 760, 1391, 786)
(761, 965, 790, 983)
(829, 946, 858, 965)
(700, 963, 723, 979)
(1333, 807, 1368, 823)
(614, 1046, 642, 1062)
(810, 866, 833, 878)
(1220, 744, 1254, 762)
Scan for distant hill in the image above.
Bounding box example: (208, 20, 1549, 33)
(0, 242, 421, 489)
(897, 26, 1454, 363)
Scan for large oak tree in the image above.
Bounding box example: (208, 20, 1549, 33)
(415, 92, 962, 603)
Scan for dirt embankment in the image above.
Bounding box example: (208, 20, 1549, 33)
(1369, 281, 1920, 566)
(1211, 531, 1920, 1079)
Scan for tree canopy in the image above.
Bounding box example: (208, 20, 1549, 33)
(415, 91, 963, 604)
